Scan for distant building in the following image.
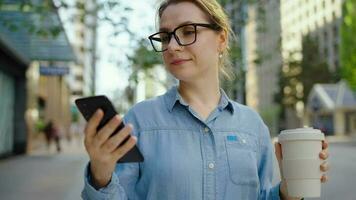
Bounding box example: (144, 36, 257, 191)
(243, 0, 344, 132)
(0, 30, 29, 156)
(0, 1, 76, 156)
(244, 0, 282, 135)
(280, 0, 343, 71)
(70, 0, 98, 100)
(306, 81, 356, 136)
(280, 0, 344, 128)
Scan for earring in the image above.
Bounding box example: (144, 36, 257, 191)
(219, 53, 223, 59)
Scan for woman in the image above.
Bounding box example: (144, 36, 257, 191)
(82, 0, 329, 199)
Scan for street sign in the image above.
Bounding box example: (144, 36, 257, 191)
(40, 66, 70, 76)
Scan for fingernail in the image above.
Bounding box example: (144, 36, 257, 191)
(127, 124, 134, 129)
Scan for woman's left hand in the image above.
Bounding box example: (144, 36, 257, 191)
(275, 139, 330, 200)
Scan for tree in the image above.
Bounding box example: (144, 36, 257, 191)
(341, 0, 356, 91)
(0, 0, 132, 38)
(300, 35, 335, 103)
(126, 39, 162, 84)
(275, 35, 335, 128)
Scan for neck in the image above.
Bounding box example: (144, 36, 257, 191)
(178, 76, 221, 109)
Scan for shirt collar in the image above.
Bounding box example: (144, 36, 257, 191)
(165, 85, 234, 114)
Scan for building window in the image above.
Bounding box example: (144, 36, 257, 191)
(334, 59, 339, 69)
(75, 75, 83, 82)
(332, 11, 336, 21)
(324, 30, 328, 41)
(334, 42, 339, 57)
(333, 24, 338, 39)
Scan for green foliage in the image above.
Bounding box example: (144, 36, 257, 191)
(35, 118, 46, 133)
(0, 0, 61, 38)
(341, 0, 356, 91)
(275, 35, 335, 111)
(274, 54, 302, 108)
(127, 39, 162, 84)
(300, 35, 335, 103)
(0, 0, 132, 39)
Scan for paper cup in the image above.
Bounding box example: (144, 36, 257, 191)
(278, 127, 325, 198)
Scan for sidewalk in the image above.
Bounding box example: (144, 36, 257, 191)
(0, 134, 88, 200)
(28, 133, 86, 156)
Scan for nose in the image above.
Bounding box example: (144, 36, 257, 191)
(166, 35, 182, 52)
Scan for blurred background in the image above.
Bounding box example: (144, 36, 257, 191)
(0, 0, 355, 199)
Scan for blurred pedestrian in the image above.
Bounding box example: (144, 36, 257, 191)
(44, 120, 62, 153)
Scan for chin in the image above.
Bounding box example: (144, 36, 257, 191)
(170, 72, 198, 83)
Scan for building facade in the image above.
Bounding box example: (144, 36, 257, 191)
(0, 1, 76, 155)
(244, 0, 282, 135)
(244, 0, 344, 133)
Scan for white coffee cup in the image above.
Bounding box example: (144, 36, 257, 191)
(278, 127, 325, 198)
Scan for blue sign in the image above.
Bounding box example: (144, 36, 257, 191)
(40, 66, 70, 76)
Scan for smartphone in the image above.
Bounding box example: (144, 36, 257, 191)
(75, 95, 144, 163)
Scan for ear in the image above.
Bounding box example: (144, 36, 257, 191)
(217, 30, 228, 52)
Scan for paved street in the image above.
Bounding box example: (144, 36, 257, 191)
(320, 141, 356, 200)
(0, 139, 88, 200)
(0, 139, 356, 200)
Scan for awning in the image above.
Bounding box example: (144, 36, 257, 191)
(0, 2, 76, 62)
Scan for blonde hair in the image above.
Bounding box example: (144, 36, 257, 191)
(157, 0, 235, 81)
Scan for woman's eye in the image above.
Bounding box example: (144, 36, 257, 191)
(183, 30, 195, 35)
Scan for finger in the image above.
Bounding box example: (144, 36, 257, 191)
(274, 142, 283, 161)
(95, 115, 122, 146)
(320, 162, 329, 172)
(112, 136, 137, 159)
(321, 175, 328, 183)
(319, 150, 329, 160)
(102, 124, 133, 153)
(322, 140, 329, 150)
(84, 109, 103, 141)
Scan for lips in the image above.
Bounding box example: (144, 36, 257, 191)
(170, 59, 191, 65)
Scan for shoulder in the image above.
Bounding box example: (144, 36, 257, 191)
(122, 92, 170, 131)
(126, 95, 166, 117)
(228, 101, 267, 134)
(231, 101, 264, 123)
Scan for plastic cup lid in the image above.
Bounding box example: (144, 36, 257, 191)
(278, 127, 325, 142)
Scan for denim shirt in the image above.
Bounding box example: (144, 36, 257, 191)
(82, 86, 281, 200)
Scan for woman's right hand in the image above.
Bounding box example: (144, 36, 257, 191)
(84, 109, 137, 188)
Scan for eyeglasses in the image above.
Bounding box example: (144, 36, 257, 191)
(148, 23, 221, 52)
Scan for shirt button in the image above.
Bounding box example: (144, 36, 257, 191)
(242, 139, 247, 144)
(204, 127, 210, 133)
(208, 162, 215, 169)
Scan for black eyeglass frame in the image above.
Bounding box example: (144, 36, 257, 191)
(148, 23, 221, 52)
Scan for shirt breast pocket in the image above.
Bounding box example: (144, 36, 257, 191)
(225, 134, 259, 186)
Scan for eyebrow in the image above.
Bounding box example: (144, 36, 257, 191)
(159, 21, 195, 32)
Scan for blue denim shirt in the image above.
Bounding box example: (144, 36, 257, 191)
(82, 86, 281, 200)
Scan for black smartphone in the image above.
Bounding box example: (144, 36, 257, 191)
(75, 95, 144, 163)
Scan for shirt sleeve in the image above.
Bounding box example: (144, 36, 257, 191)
(81, 162, 129, 200)
(81, 110, 141, 200)
(257, 122, 281, 200)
